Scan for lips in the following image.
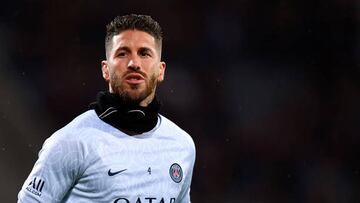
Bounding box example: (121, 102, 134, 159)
(124, 73, 145, 85)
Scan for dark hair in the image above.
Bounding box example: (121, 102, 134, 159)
(105, 14, 163, 57)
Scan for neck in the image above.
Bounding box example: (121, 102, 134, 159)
(139, 92, 155, 107)
(90, 91, 161, 134)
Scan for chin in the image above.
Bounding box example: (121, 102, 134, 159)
(118, 90, 148, 104)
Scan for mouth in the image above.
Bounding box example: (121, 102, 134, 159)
(124, 73, 145, 85)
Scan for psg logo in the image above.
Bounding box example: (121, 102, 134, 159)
(169, 163, 183, 183)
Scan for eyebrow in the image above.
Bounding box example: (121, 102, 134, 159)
(114, 46, 155, 54)
(138, 47, 154, 53)
(114, 46, 131, 54)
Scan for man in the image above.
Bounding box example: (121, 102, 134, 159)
(18, 14, 196, 203)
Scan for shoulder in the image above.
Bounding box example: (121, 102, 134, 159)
(53, 109, 106, 137)
(158, 114, 196, 151)
(63, 109, 102, 131)
(41, 110, 104, 154)
(36, 110, 109, 171)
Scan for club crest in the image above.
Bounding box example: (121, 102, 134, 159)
(169, 163, 183, 183)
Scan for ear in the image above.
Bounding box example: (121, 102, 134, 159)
(101, 60, 110, 82)
(157, 61, 166, 82)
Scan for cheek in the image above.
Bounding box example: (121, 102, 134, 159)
(109, 63, 125, 76)
(149, 62, 160, 73)
(108, 69, 121, 84)
(151, 69, 161, 81)
(115, 69, 125, 78)
(109, 60, 127, 72)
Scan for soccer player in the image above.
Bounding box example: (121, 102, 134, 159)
(18, 14, 196, 203)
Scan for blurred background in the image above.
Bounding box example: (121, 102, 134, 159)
(0, 0, 359, 202)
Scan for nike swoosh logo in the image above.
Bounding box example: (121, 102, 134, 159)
(108, 169, 127, 176)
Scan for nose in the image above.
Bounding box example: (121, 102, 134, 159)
(127, 57, 140, 71)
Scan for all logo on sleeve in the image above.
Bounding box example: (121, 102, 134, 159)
(25, 176, 45, 196)
(169, 163, 183, 183)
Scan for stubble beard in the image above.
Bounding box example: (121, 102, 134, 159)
(110, 72, 158, 104)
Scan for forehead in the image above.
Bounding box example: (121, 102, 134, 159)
(111, 30, 157, 51)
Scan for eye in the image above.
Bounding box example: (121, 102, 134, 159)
(117, 52, 126, 57)
(139, 50, 152, 57)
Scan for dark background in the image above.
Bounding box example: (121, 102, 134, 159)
(0, 0, 359, 202)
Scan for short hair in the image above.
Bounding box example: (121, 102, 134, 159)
(105, 14, 163, 58)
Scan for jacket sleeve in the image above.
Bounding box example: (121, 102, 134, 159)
(18, 130, 84, 203)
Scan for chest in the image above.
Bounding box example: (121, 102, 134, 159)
(76, 136, 188, 200)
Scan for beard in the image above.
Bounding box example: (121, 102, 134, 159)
(110, 71, 158, 104)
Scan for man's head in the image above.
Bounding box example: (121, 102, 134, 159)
(101, 14, 166, 107)
(105, 14, 163, 59)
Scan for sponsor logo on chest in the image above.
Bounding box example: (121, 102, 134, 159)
(112, 163, 183, 202)
(114, 197, 176, 203)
